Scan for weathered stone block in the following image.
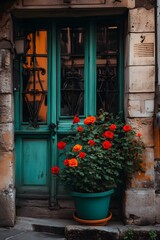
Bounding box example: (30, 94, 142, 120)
(126, 66, 155, 93)
(121, 227, 160, 240)
(128, 33, 155, 66)
(124, 189, 155, 225)
(129, 8, 155, 32)
(0, 71, 12, 93)
(155, 193, 160, 223)
(0, 50, 11, 70)
(129, 148, 155, 188)
(155, 160, 160, 192)
(128, 93, 154, 117)
(0, 151, 14, 190)
(124, 35, 130, 68)
(127, 117, 154, 147)
(0, 94, 13, 123)
(21, 0, 130, 8)
(0, 123, 14, 151)
(0, 13, 12, 40)
(127, 0, 135, 8)
(135, 0, 155, 10)
(65, 225, 119, 240)
(0, 188, 15, 227)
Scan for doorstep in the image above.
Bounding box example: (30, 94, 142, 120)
(13, 216, 160, 240)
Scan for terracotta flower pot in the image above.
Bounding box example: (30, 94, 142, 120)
(73, 211, 112, 226)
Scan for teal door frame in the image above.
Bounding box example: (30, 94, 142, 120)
(14, 16, 124, 204)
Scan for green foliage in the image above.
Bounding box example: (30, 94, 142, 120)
(149, 229, 157, 240)
(52, 109, 145, 193)
(123, 229, 134, 240)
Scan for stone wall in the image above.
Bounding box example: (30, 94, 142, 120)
(0, 12, 15, 226)
(124, 6, 156, 225)
(0, 0, 157, 226)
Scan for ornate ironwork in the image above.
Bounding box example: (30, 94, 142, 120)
(61, 67, 84, 116)
(97, 64, 118, 113)
(22, 67, 47, 128)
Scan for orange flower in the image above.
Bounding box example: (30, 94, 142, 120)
(73, 144, 82, 152)
(68, 158, 78, 167)
(123, 124, 131, 132)
(84, 116, 96, 125)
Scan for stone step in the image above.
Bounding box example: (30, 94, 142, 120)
(14, 217, 160, 240)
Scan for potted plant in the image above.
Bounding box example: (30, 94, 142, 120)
(51, 109, 144, 223)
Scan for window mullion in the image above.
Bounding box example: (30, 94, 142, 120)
(88, 20, 97, 116)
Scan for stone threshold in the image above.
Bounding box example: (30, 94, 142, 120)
(14, 216, 160, 240)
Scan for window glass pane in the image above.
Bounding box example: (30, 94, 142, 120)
(25, 31, 48, 55)
(36, 31, 48, 54)
(60, 26, 84, 116)
(22, 31, 48, 126)
(96, 25, 119, 113)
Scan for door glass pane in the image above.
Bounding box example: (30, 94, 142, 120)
(22, 30, 48, 127)
(60, 26, 85, 116)
(96, 25, 119, 113)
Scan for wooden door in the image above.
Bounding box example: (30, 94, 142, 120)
(14, 18, 123, 203)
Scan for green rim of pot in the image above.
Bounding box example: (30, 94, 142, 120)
(71, 189, 114, 198)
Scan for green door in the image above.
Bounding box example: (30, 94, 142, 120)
(14, 17, 123, 203)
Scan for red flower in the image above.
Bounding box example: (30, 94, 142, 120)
(73, 116, 80, 124)
(137, 133, 142, 137)
(78, 152, 86, 158)
(64, 159, 69, 166)
(123, 125, 131, 132)
(51, 166, 60, 174)
(77, 126, 83, 132)
(57, 141, 66, 150)
(109, 124, 116, 131)
(88, 140, 95, 146)
(102, 131, 114, 139)
(102, 140, 112, 149)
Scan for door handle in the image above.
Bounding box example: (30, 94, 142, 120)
(49, 123, 56, 134)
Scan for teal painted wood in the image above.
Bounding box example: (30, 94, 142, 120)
(15, 24, 51, 199)
(50, 22, 57, 204)
(22, 139, 48, 185)
(118, 18, 124, 113)
(15, 135, 50, 197)
(84, 24, 89, 116)
(88, 20, 96, 116)
(14, 18, 124, 202)
(15, 136, 22, 188)
(57, 26, 61, 121)
(14, 91, 20, 130)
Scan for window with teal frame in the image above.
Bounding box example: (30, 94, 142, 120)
(58, 18, 124, 118)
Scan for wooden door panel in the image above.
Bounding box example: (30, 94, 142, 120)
(15, 135, 50, 197)
(22, 139, 48, 185)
